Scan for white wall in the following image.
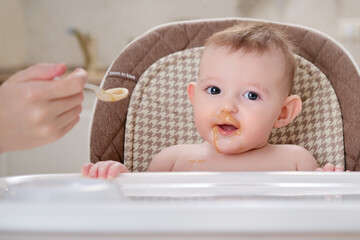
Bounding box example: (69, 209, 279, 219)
(0, 0, 27, 68)
(1, 0, 359, 70)
(1, 0, 240, 69)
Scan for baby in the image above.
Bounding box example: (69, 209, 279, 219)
(82, 22, 341, 179)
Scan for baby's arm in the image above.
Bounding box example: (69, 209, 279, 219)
(146, 145, 179, 172)
(292, 146, 347, 172)
(81, 160, 128, 179)
(293, 146, 319, 171)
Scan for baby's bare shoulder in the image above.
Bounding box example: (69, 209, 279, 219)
(274, 144, 318, 170)
(275, 144, 308, 153)
(158, 144, 201, 156)
(147, 144, 203, 171)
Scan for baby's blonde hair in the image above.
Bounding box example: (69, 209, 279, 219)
(205, 22, 297, 95)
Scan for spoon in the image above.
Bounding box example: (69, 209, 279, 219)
(84, 83, 129, 102)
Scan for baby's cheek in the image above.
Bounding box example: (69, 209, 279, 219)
(242, 119, 272, 141)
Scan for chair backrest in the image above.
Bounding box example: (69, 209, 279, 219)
(123, 47, 344, 172)
(89, 18, 360, 171)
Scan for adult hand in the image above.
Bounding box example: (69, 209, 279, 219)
(0, 63, 87, 153)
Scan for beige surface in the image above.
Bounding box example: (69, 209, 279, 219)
(3, 1, 360, 70)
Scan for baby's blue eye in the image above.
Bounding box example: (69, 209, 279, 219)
(244, 91, 259, 100)
(207, 86, 221, 95)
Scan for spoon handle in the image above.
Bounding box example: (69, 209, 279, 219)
(84, 83, 102, 94)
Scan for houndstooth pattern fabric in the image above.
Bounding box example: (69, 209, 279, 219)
(124, 47, 344, 172)
(269, 55, 344, 167)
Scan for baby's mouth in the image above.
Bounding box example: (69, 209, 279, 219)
(217, 124, 239, 136)
(213, 111, 241, 136)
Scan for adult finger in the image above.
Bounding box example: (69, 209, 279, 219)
(49, 68, 87, 99)
(55, 105, 82, 130)
(49, 92, 84, 119)
(52, 115, 80, 142)
(11, 63, 67, 82)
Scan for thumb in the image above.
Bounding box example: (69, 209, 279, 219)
(9, 63, 67, 83)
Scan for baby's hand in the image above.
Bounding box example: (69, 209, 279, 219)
(315, 163, 345, 172)
(81, 160, 128, 179)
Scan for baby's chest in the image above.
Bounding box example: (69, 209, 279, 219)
(172, 158, 211, 171)
(172, 154, 297, 172)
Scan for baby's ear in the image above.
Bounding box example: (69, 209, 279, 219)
(274, 95, 302, 128)
(187, 82, 197, 106)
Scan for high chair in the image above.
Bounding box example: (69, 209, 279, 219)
(89, 18, 360, 171)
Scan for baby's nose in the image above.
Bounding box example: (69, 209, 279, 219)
(220, 98, 238, 113)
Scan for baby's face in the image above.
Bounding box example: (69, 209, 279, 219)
(188, 45, 289, 154)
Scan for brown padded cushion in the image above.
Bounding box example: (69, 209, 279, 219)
(90, 18, 360, 171)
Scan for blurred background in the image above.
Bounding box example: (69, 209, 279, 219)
(0, 0, 359, 176)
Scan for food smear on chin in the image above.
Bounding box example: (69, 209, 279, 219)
(212, 126, 221, 152)
(212, 112, 241, 152)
